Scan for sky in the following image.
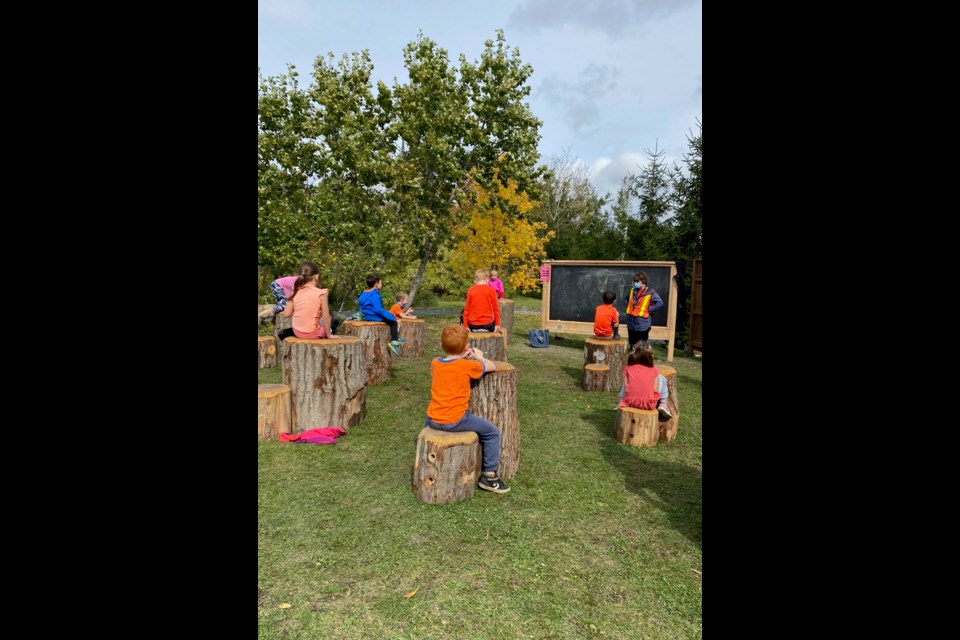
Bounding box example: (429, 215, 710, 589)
(258, 0, 702, 199)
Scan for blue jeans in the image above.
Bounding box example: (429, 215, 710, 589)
(270, 281, 287, 314)
(425, 410, 501, 473)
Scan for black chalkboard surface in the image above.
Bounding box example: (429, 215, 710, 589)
(547, 263, 672, 326)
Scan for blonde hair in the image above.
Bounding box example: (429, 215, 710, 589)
(474, 269, 489, 281)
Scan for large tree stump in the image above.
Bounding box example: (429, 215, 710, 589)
(498, 299, 515, 345)
(282, 337, 367, 432)
(398, 318, 425, 357)
(258, 384, 291, 441)
(413, 427, 482, 504)
(615, 407, 660, 447)
(258, 336, 277, 369)
(467, 331, 507, 362)
(341, 320, 392, 385)
(469, 362, 519, 480)
(658, 364, 680, 442)
(582, 364, 610, 391)
(583, 339, 628, 391)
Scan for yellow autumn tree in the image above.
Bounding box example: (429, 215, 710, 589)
(451, 170, 555, 294)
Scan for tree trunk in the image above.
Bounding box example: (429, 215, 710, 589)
(413, 427, 481, 504)
(583, 339, 628, 391)
(498, 299, 514, 345)
(281, 337, 367, 432)
(469, 362, 519, 480)
(258, 336, 277, 369)
(398, 319, 426, 356)
(657, 365, 680, 442)
(340, 321, 392, 385)
(408, 238, 431, 308)
(582, 364, 609, 391)
(615, 407, 659, 447)
(467, 332, 507, 362)
(258, 384, 292, 441)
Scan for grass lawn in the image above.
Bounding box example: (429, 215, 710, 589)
(258, 314, 702, 639)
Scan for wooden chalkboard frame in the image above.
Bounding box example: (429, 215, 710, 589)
(540, 260, 678, 361)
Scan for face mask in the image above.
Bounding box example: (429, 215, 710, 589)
(633, 282, 643, 289)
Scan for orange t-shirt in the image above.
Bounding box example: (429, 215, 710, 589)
(594, 304, 620, 337)
(289, 287, 329, 336)
(389, 303, 403, 317)
(427, 357, 485, 423)
(463, 284, 501, 327)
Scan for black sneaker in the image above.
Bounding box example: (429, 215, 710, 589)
(478, 474, 511, 494)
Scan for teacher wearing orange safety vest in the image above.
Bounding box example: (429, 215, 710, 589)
(624, 271, 663, 349)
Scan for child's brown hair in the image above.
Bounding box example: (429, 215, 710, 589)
(627, 343, 655, 367)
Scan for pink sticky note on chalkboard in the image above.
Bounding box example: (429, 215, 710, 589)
(539, 265, 551, 281)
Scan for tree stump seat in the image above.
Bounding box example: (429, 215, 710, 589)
(281, 337, 367, 432)
(657, 365, 680, 442)
(582, 363, 610, 391)
(466, 331, 507, 362)
(498, 299, 514, 345)
(583, 338, 628, 391)
(615, 407, 660, 448)
(258, 336, 277, 369)
(258, 384, 291, 441)
(398, 318, 425, 356)
(413, 427, 482, 504)
(341, 320, 392, 385)
(469, 361, 519, 480)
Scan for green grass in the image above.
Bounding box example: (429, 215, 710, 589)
(259, 315, 702, 639)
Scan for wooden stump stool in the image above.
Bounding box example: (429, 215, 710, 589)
(615, 407, 660, 448)
(258, 336, 277, 369)
(498, 299, 515, 345)
(258, 384, 291, 441)
(582, 364, 610, 391)
(341, 320, 392, 385)
(583, 339, 627, 391)
(467, 331, 507, 362)
(469, 362, 519, 480)
(398, 318, 425, 356)
(282, 337, 367, 432)
(658, 365, 680, 442)
(413, 428, 482, 504)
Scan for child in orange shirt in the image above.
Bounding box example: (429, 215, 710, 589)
(425, 324, 510, 494)
(593, 290, 620, 339)
(279, 261, 335, 340)
(462, 269, 501, 333)
(389, 292, 418, 319)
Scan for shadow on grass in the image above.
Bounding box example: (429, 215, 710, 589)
(562, 365, 583, 384)
(677, 374, 701, 394)
(582, 408, 702, 549)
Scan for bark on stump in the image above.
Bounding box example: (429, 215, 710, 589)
(281, 337, 367, 432)
(498, 299, 515, 345)
(469, 362, 519, 480)
(657, 364, 680, 442)
(583, 339, 628, 391)
(341, 320, 392, 385)
(413, 427, 482, 504)
(258, 336, 277, 369)
(467, 331, 507, 362)
(616, 407, 660, 448)
(258, 384, 292, 441)
(582, 364, 610, 391)
(398, 318, 425, 357)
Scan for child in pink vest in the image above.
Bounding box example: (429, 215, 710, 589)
(619, 343, 672, 419)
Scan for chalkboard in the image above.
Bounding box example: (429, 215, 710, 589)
(547, 263, 673, 326)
